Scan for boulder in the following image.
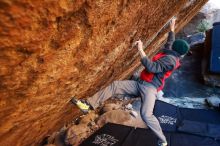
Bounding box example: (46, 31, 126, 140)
(205, 96, 220, 108)
(0, 0, 208, 145)
(79, 111, 98, 125)
(97, 109, 146, 128)
(101, 103, 122, 113)
(44, 144, 56, 146)
(65, 124, 89, 146)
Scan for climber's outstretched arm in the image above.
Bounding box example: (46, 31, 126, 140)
(165, 17, 176, 49)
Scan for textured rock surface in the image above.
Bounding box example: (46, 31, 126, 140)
(0, 0, 208, 145)
(65, 124, 89, 146)
(96, 109, 146, 128)
(101, 103, 122, 113)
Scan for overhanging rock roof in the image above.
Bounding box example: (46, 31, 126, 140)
(0, 0, 208, 145)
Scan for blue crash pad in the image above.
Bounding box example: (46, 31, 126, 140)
(210, 22, 220, 73)
(80, 101, 220, 146)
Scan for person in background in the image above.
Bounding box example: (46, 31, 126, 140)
(71, 18, 190, 146)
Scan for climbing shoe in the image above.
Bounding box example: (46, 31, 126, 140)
(70, 97, 91, 114)
(157, 141, 167, 146)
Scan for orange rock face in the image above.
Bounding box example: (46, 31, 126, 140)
(0, 0, 208, 145)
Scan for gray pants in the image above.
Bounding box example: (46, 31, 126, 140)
(87, 80, 167, 143)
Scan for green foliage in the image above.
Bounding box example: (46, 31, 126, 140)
(196, 20, 211, 33)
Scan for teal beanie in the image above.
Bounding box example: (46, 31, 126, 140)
(172, 39, 190, 55)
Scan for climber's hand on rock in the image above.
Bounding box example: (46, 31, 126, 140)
(135, 40, 146, 58)
(134, 40, 143, 51)
(170, 17, 176, 32)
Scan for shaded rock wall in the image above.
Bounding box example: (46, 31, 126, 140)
(0, 0, 208, 145)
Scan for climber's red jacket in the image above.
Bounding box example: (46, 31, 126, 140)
(140, 31, 181, 91)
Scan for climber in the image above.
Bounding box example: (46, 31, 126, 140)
(71, 17, 190, 146)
